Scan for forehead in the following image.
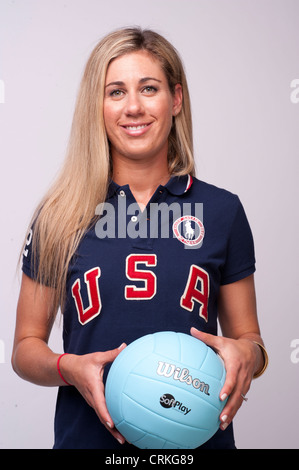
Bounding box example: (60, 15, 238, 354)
(105, 50, 166, 82)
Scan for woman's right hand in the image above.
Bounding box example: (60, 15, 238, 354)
(59, 343, 127, 445)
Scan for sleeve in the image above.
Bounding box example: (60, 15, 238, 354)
(21, 226, 39, 281)
(220, 197, 256, 285)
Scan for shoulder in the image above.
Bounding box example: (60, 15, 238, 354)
(188, 176, 241, 208)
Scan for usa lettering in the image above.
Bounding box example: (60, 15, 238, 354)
(71, 256, 209, 325)
(156, 361, 210, 395)
(72, 268, 102, 325)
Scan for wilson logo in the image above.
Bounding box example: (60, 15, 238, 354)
(156, 361, 210, 395)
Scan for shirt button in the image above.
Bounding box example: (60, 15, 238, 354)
(119, 190, 125, 197)
(131, 215, 138, 222)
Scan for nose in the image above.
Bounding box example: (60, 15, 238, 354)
(124, 91, 144, 116)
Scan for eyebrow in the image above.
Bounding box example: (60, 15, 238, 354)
(105, 77, 162, 88)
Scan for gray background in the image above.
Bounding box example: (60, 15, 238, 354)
(0, 0, 298, 449)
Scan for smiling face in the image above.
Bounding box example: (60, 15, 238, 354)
(103, 50, 182, 168)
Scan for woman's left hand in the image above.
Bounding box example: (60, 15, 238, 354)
(190, 327, 260, 430)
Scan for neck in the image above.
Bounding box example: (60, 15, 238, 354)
(112, 156, 170, 208)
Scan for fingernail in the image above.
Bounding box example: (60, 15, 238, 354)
(221, 414, 228, 423)
(117, 438, 124, 445)
(221, 422, 229, 431)
(220, 393, 228, 401)
(106, 421, 112, 429)
(118, 343, 126, 350)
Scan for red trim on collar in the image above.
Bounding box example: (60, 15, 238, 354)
(184, 175, 193, 193)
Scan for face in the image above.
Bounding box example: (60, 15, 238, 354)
(103, 50, 182, 166)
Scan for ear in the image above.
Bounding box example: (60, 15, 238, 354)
(172, 84, 183, 116)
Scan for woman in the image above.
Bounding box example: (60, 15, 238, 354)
(12, 27, 268, 449)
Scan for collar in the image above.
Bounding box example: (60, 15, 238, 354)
(107, 174, 193, 199)
(164, 174, 193, 195)
(107, 180, 121, 199)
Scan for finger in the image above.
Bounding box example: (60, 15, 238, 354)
(91, 374, 126, 444)
(100, 342, 127, 368)
(219, 368, 251, 430)
(219, 359, 240, 400)
(84, 343, 127, 444)
(97, 345, 127, 419)
(220, 389, 246, 430)
(190, 330, 245, 430)
(190, 327, 222, 353)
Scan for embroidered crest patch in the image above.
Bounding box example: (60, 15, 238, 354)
(172, 215, 205, 247)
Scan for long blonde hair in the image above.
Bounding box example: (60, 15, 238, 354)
(25, 27, 195, 317)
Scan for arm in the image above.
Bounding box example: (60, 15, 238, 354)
(12, 273, 60, 385)
(191, 274, 266, 430)
(12, 273, 126, 444)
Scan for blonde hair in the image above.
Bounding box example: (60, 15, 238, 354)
(24, 27, 195, 317)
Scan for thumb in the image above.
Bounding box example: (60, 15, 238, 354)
(101, 342, 127, 367)
(190, 328, 221, 353)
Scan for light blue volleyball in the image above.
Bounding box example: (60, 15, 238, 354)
(105, 331, 227, 449)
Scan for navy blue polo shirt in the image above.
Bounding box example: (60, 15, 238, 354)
(22, 175, 255, 449)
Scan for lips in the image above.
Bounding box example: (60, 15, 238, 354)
(124, 124, 148, 130)
(120, 122, 153, 136)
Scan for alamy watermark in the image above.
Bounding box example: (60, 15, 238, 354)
(290, 79, 299, 104)
(95, 197, 204, 249)
(290, 339, 299, 364)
